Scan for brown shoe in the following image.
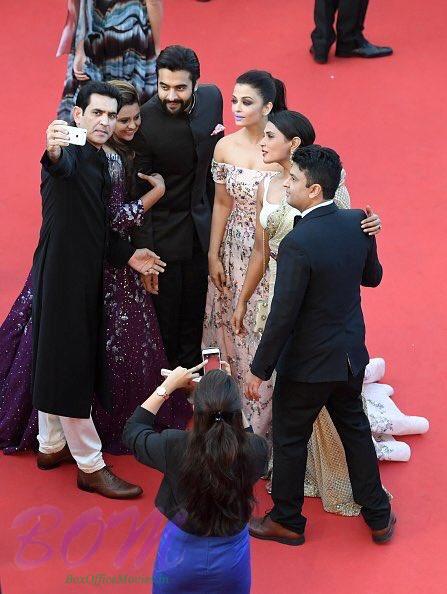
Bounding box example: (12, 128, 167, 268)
(77, 466, 143, 499)
(371, 512, 397, 544)
(249, 514, 305, 546)
(37, 444, 76, 470)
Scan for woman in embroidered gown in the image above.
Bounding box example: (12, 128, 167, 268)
(0, 81, 189, 455)
(203, 71, 287, 436)
(232, 110, 429, 512)
(57, 0, 163, 121)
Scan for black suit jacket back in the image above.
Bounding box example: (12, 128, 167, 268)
(251, 203, 383, 383)
(131, 84, 223, 261)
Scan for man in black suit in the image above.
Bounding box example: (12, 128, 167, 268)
(247, 146, 394, 546)
(310, 0, 393, 63)
(131, 45, 223, 368)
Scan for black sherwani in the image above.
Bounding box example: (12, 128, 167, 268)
(32, 143, 134, 419)
(130, 85, 223, 368)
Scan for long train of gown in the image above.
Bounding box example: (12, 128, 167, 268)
(0, 152, 190, 455)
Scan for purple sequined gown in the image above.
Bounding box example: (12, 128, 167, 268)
(0, 152, 191, 455)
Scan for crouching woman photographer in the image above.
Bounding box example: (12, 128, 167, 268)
(123, 362, 268, 593)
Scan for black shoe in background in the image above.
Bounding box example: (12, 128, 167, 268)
(310, 46, 328, 64)
(336, 40, 393, 59)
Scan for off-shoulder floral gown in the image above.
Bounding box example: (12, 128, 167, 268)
(202, 161, 275, 436)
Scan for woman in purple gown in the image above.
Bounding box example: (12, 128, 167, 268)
(0, 81, 191, 455)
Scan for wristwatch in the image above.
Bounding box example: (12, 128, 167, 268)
(155, 385, 169, 400)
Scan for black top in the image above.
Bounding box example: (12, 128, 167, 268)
(251, 203, 383, 383)
(123, 406, 269, 535)
(32, 143, 134, 419)
(131, 84, 224, 262)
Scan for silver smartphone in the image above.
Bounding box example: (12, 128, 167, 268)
(65, 125, 87, 146)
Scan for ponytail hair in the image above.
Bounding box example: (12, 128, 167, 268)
(236, 70, 287, 112)
(178, 370, 255, 536)
(268, 110, 316, 146)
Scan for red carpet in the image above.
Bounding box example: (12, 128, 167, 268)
(1, 1, 446, 593)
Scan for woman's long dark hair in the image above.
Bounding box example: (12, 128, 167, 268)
(178, 370, 255, 536)
(268, 110, 316, 147)
(236, 70, 287, 112)
(107, 79, 140, 194)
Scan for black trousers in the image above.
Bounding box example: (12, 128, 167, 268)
(152, 250, 208, 369)
(311, 0, 369, 52)
(270, 369, 390, 534)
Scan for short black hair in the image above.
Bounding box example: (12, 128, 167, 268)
(156, 45, 201, 86)
(75, 81, 122, 112)
(292, 145, 342, 201)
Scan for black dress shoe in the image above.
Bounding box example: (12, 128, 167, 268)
(371, 512, 397, 544)
(336, 40, 393, 59)
(309, 46, 328, 64)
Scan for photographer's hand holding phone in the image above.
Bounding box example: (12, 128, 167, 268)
(141, 361, 207, 415)
(160, 357, 231, 383)
(162, 362, 206, 393)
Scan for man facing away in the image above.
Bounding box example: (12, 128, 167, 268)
(131, 45, 224, 369)
(33, 82, 164, 498)
(247, 146, 395, 545)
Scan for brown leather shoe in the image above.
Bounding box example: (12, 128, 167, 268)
(77, 466, 143, 499)
(249, 514, 305, 546)
(371, 512, 397, 544)
(37, 444, 76, 470)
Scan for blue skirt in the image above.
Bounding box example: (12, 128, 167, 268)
(153, 521, 251, 594)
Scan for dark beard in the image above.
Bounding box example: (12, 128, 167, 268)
(160, 96, 193, 116)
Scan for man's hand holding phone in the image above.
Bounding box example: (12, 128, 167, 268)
(46, 120, 70, 162)
(46, 122, 88, 163)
